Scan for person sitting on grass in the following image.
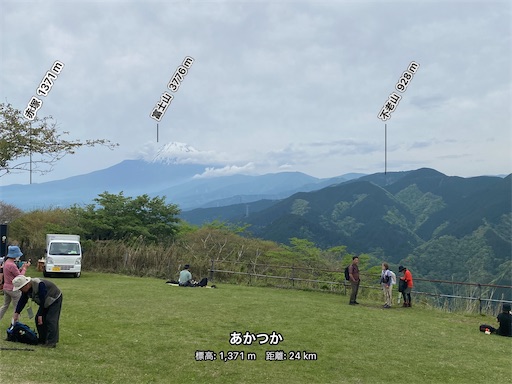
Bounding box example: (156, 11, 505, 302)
(496, 303, 512, 337)
(178, 264, 207, 287)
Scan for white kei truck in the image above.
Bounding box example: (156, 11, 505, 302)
(43, 234, 82, 278)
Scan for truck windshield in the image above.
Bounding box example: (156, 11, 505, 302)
(49, 243, 80, 255)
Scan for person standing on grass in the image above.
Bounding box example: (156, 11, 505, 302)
(380, 262, 393, 308)
(12, 275, 63, 348)
(1, 253, 7, 311)
(398, 265, 413, 307)
(0, 257, 3, 292)
(348, 256, 360, 305)
(0, 246, 30, 322)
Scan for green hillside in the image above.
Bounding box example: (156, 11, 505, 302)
(181, 169, 512, 288)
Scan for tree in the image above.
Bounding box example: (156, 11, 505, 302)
(0, 103, 117, 177)
(8, 207, 76, 254)
(202, 219, 251, 234)
(0, 201, 23, 224)
(286, 237, 322, 265)
(70, 192, 181, 243)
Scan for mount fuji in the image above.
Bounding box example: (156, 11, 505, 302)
(0, 142, 361, 212)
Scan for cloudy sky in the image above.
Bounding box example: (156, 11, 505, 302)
(0, 0, 510, 186)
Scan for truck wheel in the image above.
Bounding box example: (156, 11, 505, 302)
(43, 271, 49, 277)
(74, 272, 81, 278)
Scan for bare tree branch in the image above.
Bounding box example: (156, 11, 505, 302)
(0, 103, 118, 177)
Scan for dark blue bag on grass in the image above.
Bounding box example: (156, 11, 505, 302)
(6, 322, 39, 345)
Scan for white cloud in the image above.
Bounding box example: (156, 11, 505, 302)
(192, 163, 256, 178)
(0, 0, 510, 186)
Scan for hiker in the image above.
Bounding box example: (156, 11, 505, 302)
(179, 264, 207, 287)
(0, 257, 3, 292)
(13, 275, 63, 348)
(496, 303, 512, 337)
(0, 246, 30, 322)
(398, 265, 413, 307)
(348, 256, 360, 305)
(380, 262, 393, 308)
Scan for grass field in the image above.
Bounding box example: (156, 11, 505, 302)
(0, 270, 510, 384)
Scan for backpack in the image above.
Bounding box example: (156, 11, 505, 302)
(344, 266, 350, 281)
(398, 278, 408, 293)
(479, 324, 496, 333)
(6, 322, 39, 345)
(389, 271, 397, 285)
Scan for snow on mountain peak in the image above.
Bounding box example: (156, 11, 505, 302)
(138, 141, 214, 165)
(137, 142, 258, 176)
(154, 142, 199, 159)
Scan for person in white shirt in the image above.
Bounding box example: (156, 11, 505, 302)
(381, 263, 394, 308)
(178, 264, 208, 287)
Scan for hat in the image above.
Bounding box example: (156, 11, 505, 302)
(398, 265, 406, 272)
(12, 275, 31, 291)
(184, 264, 190, 269)
(503, 303, 511, 312)
(6, 245, 23, 259)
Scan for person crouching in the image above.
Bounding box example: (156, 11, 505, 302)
(12, 275, 63, 348)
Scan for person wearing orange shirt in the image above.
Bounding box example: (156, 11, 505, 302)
(398, 265, 413, 307)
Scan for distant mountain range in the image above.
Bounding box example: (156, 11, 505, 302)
(181, 168, 512, 287)
(0, 157, 364, 212)
(2, 151, 510, 288)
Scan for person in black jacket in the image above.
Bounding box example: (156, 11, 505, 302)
(496, 303, 512, 337)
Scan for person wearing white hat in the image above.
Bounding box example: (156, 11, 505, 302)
(12, 275, 63, 348)
(0, 245, 31, 322)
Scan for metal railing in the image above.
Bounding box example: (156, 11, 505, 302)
(208, 259, 512, 315)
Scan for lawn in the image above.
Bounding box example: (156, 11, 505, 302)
(0, 271, 510, 383)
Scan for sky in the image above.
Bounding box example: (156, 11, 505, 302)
(0, 0, 511, 187)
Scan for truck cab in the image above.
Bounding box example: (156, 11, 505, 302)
(44, 234, 82, 278)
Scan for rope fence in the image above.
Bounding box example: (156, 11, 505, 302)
(208, 259, 512, 315)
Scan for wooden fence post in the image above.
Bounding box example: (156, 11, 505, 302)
(209, 258, 214, 282)
(478, 284, 482, 315)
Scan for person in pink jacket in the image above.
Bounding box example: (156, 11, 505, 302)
(0, 246, 30, 322)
